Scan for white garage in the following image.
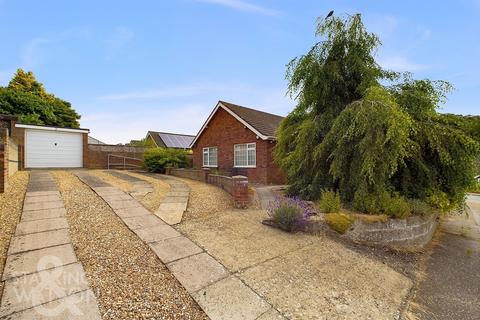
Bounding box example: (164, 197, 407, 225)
(16, 124, 88, 168)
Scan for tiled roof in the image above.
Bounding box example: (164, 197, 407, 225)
(219, 101, 284, 137)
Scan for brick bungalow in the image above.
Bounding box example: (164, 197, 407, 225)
(190, 101, 285, 184)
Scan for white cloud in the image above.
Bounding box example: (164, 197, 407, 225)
(98, 82, 250, 101)
(19, 28, 92, 69)
(105, 27, 134, 58)
(378, 55, 428, 72)
(86, 82, 294, 144)
(194, 0, 280, 16)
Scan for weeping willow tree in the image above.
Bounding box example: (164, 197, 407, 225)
(275, 14, 479, 213)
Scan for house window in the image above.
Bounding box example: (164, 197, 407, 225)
(234, 143, 256, 167)
(203, 147, 218, 167)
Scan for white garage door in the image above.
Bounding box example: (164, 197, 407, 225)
(25, 129, 83, 168)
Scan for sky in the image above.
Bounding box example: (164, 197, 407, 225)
(0, 0, 479, 144)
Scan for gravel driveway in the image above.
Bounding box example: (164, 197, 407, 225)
(52, 171, 207, 320)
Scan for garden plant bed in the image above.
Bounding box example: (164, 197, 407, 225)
(51, 171, 207, 319)
(0, 171, 28, 300)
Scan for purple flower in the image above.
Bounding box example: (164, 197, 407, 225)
(267, 196, 311, 232)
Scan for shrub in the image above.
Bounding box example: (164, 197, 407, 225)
(426, 189, 452, 213)
(382, 195, 411, 218)
(408, 199, 433, 216)
(143, 148, 188, 173)
(267, 196, 310, 232)
(353, 189, 411, 218)
(317, 189, 341, 213)
(325, 213, 355, 234)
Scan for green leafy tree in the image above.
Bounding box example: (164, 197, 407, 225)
(0, 69, 81, 127)
(275, 13, 479, 214)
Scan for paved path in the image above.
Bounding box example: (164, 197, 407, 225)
(409, 195, 480, 320)
(76, 171, 277, 320)
(0, 171, 101, 319)
(105, 170, 153, 197)
(136, 172, 190, 225)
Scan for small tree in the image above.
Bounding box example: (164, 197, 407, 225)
(0, 69, 81, 127)
(275, 13, 479, 214)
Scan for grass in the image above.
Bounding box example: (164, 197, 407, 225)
(325, 212, 355, 234)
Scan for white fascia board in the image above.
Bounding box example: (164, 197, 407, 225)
(15, 123, 90, 133)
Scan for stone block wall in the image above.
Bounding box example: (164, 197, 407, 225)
(345, 214, 439, 250)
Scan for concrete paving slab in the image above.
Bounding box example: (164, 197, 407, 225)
(24, 195, 62, 204)
(193, 275, 270, 320)
(256, 308, 286, 320)
(8, 229, 71, 255)
(167, 253, 229, 293)
(134, 224, 181, 243)
(0, 263, 90, 317)
(162, 196, 189, 204)
(21, 208, 67, 222)
(155, 209, 184, 225)
(158, 202, 187, 212)
(26, 191, 61, 197)
(98, 194, 133, 202)
(5, 290, 101, 320)
(150, 236, 203, 263)
(2, 244, 77, 281)
(15, 218, 68, 236)
(108, 199, 143, 210)
(166, 191, 190, 197)
(122, 215, 164, 230)
(23, 201, 64, 212)
(115, 206, 151, 218)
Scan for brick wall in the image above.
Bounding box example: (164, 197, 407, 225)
(0, 128, 9, 193)
(167, 167, 250, 208)
(85, 144, 145, 169)
(191, 107, 284, 185)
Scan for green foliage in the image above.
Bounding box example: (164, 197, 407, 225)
(325, 213, 355, 234)
(381, 195, 411, 218)
(408, 199, 433, 217)
(0, 69, 80, 127)
(270, 202, 305, 232)
(317, 189, 340, 213)
(144, 148, 188, 172)
(129, 137, 155, 148)
(275, 13, 479, 215)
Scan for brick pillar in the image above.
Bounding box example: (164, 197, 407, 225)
(0, 128, 9, 193)
(203, 168, 211, 183)
(232, 175, 249, 209)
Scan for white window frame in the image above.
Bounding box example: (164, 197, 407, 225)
(234, 143, 256, 168)
(202, 147, 218, 167)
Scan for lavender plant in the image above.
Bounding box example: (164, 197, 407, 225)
(267, 196, 311, 232)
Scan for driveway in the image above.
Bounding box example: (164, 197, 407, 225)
(178, 209, 413, 319)
(408, 195, 480, 320)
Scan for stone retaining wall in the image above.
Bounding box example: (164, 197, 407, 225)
(345, 214, 439, 249)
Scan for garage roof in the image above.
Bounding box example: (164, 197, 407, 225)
(15, 123, 90, 133)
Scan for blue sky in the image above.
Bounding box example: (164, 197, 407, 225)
(1, 0, 479, 143)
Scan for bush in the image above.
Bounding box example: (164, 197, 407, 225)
(382, 195, 411, 218)
(143, 148, 188, 173)
(325, 213, 355, 234)
(267, 197, 310, 232)
(353, 189, 411, 218)
(426, 189, 453, 213)
(317, 189, 341, 213)
(408, 199, 433, 216)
